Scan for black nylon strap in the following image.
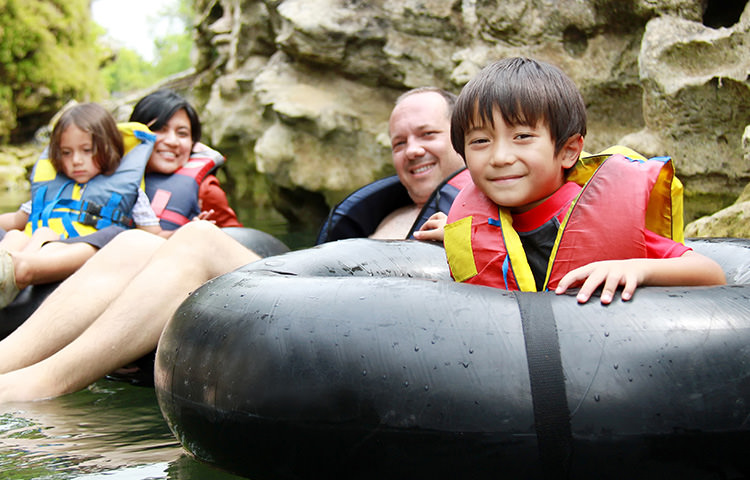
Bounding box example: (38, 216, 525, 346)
(514, 291, 572, 478)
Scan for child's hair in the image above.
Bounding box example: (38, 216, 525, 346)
(451, 57, 587, 159)
(129, 89, 201, 144)
(49, 103, 124, 176)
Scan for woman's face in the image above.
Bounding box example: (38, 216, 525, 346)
(147, 109, 193, 174)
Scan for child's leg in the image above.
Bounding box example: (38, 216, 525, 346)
(0, 229, 31, 253)
(0, 229, 94, 308)
(22, 227, 61, 253)
(12, 242, 98, 289)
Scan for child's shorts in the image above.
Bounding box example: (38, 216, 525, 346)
(58, 226, 126, 249)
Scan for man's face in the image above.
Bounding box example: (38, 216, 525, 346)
(388, 92, 464, 206)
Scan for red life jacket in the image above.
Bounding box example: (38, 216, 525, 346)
(444, 151, 683, 291)
(145, 143, 225, 230)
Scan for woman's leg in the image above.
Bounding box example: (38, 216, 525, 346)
(0, 229, 165, 373)
(0, 221, 261, 402)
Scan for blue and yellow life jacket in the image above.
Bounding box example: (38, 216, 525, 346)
(144, 143, 225, 230)
(316, 168, 473, 244)
(444, 146, 684, 291)
(25, 122, 154, 238)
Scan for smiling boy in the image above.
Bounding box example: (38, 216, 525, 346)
(444, 57, 725, 304)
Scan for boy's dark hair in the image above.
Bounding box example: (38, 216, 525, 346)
(49, 103, 124, 176)
(130, 89, 201, 144)
(451, 57, 587, 159)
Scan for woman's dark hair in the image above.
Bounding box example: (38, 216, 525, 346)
(129, 89, 201, 143)
(451, 57, 587, 159)
(49, 103, 124, 176)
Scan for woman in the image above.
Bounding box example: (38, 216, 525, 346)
(132, 89, 242, 230)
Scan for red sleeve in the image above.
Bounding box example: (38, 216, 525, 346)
(645, 229, 691, 258)
(198, 175, 243, 228)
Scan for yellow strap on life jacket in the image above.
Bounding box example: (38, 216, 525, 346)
(569, 145, 684, 243)
(647, 160, 684, 243)
(30, 158, 57, 183)
(444, 216, 477, 283)
(540, 193, 580, 291)
(118, 122, 152, 155)
(498, 209, 537, 292)
(118, 122, 152, 192)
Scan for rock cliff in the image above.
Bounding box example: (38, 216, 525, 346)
(186, 0, 749, 232)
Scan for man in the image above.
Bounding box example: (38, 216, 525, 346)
(319, 87, 467, 243)
(0, 87, 468, 402)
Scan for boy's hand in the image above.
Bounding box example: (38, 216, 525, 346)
(412, 212, 447, 242)
(555, 252, 726, 304)
(555, 259, 646, 304)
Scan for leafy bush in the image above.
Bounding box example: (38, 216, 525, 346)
(0, 0, 105, 142)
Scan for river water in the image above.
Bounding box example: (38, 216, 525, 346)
(0, 381, 246, 479)
(0, 190, 318, 479)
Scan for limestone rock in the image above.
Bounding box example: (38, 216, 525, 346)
(638, 13, 750, 220)
(187, 0, 750, 229)
(685, 125, 750, 238)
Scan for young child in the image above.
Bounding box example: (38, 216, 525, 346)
(0, 102, 161, 306)
(443, 57, 726, 304)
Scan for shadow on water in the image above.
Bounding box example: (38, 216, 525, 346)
(0, 380, 246, 480)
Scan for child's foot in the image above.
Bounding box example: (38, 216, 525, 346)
(0, 250, 20, 309)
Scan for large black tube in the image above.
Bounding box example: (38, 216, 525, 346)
(155, 238, 750, 479)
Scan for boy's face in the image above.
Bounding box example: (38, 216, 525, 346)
(464, 109, 580, 213)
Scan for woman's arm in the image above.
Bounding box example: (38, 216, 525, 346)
(198, 175, 242, 228)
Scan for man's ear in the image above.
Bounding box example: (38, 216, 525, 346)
(559, 134, 584, 169)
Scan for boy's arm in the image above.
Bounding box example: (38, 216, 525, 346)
(412, 212, 447, 242)
(555, 250, 726, 304)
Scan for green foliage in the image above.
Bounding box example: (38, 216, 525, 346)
(0, 0, 105, 142)
(100, 48, 159, 93)
(0, 0, 195, 142)
(99, 0, 194, 95)
(154, 32, 193, 76)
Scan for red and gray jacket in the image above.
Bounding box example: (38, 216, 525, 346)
(145, 143, 225, 230)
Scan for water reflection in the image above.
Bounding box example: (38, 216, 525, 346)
(0, 380, 245, 479)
